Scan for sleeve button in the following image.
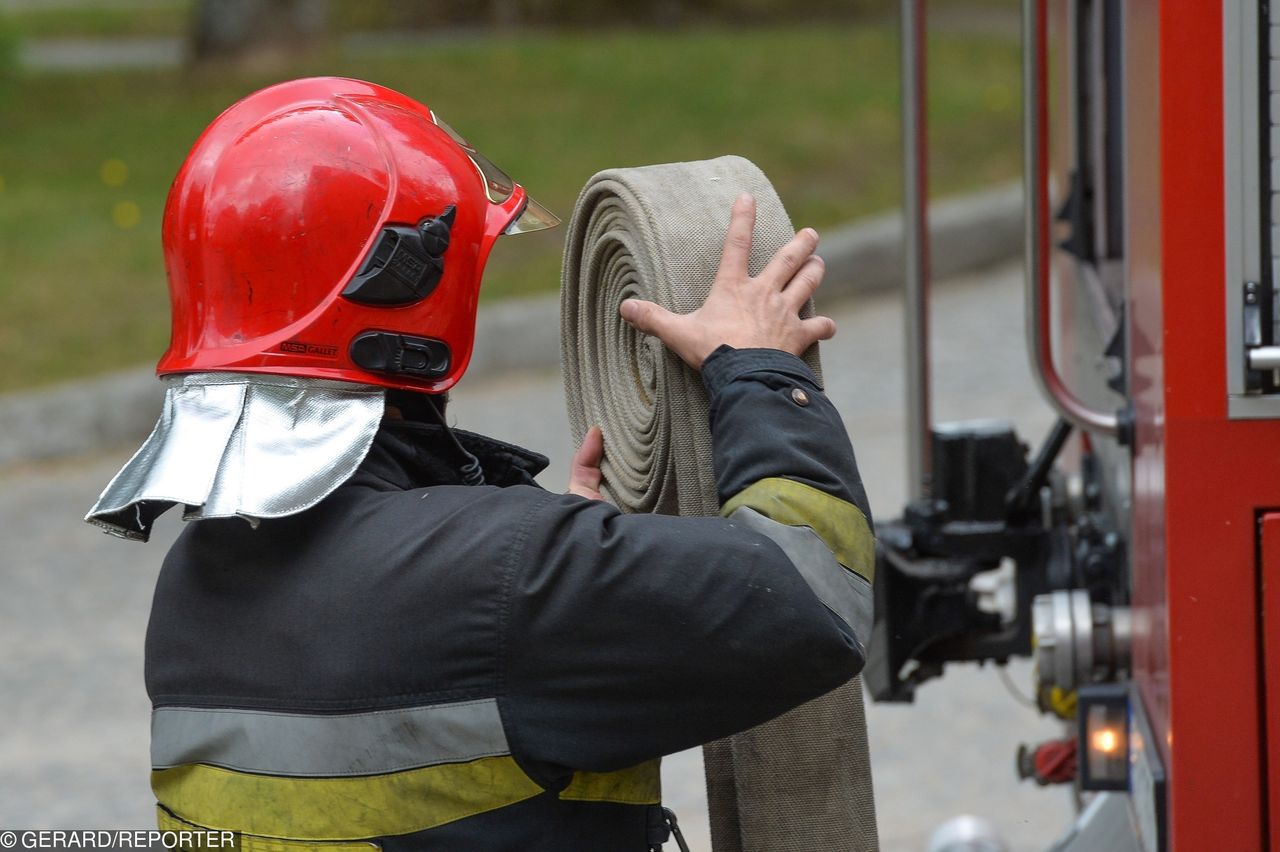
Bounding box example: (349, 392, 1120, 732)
(790, 387, 810, 406)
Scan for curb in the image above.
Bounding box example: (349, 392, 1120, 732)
(818, 181, 1022, 296)
(0, 182, 1022, 469)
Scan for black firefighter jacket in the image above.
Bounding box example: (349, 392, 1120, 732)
(145, 346, 876, 851)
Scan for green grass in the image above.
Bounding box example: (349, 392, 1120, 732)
(0, 1, 1016, 41)
(1, 2, 192, 40)
(0, 25, 1019, 392)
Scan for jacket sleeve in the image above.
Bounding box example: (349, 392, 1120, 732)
(498, 346, 874, 786)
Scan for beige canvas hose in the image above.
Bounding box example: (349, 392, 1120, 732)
(560, 155, 879, 852)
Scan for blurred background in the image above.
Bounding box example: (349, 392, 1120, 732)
(0, 0, 1019, 394)
(0, 2, 1076, 850)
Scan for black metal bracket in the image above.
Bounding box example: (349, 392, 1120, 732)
(342, 206, 456, 307)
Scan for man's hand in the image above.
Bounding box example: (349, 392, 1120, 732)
(618, 193, 837, 370)
(567, 425, 605, 501)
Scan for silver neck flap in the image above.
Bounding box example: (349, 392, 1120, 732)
(85, 372, 386, 542)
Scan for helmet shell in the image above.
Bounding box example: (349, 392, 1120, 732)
(158, 77, 529, 393)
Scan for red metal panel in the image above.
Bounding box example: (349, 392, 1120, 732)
(1155, 2, 1269, 848)
(1162, 427, 1267, 850)
(1124, 0, 1168, 781)
(1260, 514, 1280, 852)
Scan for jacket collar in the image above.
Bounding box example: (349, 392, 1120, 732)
(353, 419, 549, 491)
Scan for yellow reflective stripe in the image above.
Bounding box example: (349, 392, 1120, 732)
(557, 759, 662, 805)
(157, 807, 378, 852)
(722, 477, 875, 582)
(152, 756, 543, 841)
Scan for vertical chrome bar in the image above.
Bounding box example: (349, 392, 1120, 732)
(901, 0, 932, 497)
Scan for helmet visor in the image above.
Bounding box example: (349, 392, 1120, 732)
(430, 111, 560, 234)
(504, 196, 561, 235)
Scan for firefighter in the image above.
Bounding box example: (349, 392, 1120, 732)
(86, 77, 874, 851)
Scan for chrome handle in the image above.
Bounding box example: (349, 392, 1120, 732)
(1248, 346, 1280, 371)
(1022, 0, 1119, 437)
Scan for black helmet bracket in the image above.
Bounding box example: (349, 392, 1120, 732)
(341, 205, 457, 307)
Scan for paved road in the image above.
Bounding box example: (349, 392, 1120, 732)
(0, 261, 1072, 850)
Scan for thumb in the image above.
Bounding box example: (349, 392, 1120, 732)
(567, 425, 604, 500)
(619, 299, 674, 337)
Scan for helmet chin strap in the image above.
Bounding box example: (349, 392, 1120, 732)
(423, 399, 486, 487)
(387, 388, 485, 487)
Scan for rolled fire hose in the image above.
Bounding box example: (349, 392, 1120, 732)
(561, 155, 879, 852)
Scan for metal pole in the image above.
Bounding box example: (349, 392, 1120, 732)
(901, 0, 932, 497)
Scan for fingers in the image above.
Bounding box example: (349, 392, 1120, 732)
(567, 425, 605, 500)
(620, 298, 708, 368)
(574, 425, 604, 469)
(760, 228, 820, 289)
(619, 298, 675, 338)
(782, 255, 825, 308)
(800, 315, 838, 347)
(715, 193, 756, 282)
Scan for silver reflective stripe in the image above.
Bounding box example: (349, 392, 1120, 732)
(730, 506, 872, 653)
(152, 699, 509, 777)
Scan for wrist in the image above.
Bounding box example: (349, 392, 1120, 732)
(700, 346, 821, 398)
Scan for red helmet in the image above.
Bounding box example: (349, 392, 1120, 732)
(157, 76, 557, 393)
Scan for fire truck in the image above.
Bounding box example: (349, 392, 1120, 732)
(873, 2, 1278, 849)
